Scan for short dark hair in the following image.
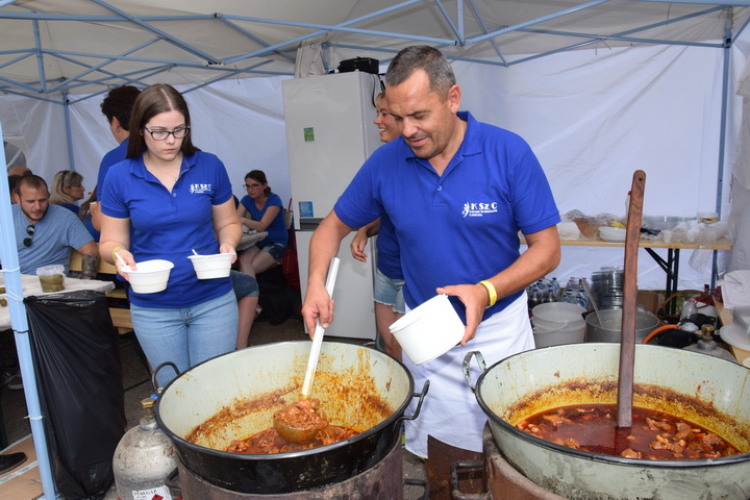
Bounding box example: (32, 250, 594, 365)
(100, 86, 141, 132)
(126, 84, 199, 158)
(386, 46, 456, 97)
(16, 174, 48, 193)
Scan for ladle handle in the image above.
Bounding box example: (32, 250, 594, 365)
(301, 256, 340, 398)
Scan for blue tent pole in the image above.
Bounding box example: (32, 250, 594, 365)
(711, 27, 733, 290)
(0, 123, 57, 498)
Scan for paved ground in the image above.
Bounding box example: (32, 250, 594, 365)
(1, 314, 427, 499)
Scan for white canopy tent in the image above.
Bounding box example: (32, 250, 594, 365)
(2, 2, 750, 497)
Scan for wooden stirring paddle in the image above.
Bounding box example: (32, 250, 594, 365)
(617, 170, 646, 429)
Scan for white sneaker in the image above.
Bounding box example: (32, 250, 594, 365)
(7, 372, 23, 390)
(0, 369, 13, 387)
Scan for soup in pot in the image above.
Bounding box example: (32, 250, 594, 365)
(516, 404, 740, 460)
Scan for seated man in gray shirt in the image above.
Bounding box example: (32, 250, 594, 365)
(12, 175, 98, 278)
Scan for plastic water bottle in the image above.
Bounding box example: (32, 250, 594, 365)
(528, 285, 542, 311)
(551, 277, 560, 296)
(544, 285, 557, 302)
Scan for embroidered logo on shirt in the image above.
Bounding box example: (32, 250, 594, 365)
(462, 202, 498, 217)
(190, 183, 212, 194)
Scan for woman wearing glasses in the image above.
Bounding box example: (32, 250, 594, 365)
(236, 170, 288, 278)
(98, 83, 242, 386)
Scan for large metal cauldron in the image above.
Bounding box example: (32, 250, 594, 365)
(155, 341, 425, 494)
(467, 343, 750, 499)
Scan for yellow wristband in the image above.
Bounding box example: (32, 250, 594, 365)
(478, 280, 497, 307)
(112, 246, 124, 263)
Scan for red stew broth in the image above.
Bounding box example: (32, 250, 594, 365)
(515, 404, 740, 460)
(226, 425, 359, 455)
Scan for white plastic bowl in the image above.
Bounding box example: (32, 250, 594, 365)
(598, 226, 627, 242)
(389, 294, 464, 365)
(188, 253, 234, 279)
(123, 259, 174, 294)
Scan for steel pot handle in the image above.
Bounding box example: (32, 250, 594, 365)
(462, 351, 486, 394)
(151, 361, 180, 395)
(450, 460, 490, 500)
(401, 380, 430, 421)
(405, 478, 430, 500)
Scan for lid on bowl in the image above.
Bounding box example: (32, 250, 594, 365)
(36, 264, 65, 276)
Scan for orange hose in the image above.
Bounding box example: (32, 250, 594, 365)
(641, 324, 679, 344)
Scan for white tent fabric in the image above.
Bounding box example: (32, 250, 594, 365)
(2, 1, 750, 98)
(3, 3, 750, 498)
(3, 38, 748, 289)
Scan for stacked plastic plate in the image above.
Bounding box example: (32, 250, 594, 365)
(591, 268, 624, 309)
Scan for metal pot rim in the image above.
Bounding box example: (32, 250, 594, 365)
(475, 343, 750, 468)
(154, 340, 414, 461)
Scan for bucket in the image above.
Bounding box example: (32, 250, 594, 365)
(584, 308, 659, 343)
(389, 294, 464, 365)
(533, 323, 586, 348)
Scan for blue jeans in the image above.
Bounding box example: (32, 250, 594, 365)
(130, 290, 238, 387)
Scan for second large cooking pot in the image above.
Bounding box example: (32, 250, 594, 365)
(467, 343, 750, 499)
(155, 341, 425, 494)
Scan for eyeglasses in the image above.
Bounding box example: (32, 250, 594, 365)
(244, 183, 262, 190)
(23, 224, 35, 247)
(143, 126, 190, 141)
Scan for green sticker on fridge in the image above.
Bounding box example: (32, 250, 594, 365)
(303, 127, 315, 142)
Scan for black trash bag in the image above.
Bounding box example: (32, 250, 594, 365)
(257, 266, 297, 325)
(25, 290, 126, 500)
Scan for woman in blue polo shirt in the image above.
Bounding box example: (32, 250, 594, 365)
(236, 170, 288, 277)
(98, 83, 242, 386)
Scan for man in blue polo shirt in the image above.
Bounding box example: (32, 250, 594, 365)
(301, 46, 561, 497)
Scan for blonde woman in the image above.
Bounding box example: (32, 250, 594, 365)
(49, 169, 85, 214)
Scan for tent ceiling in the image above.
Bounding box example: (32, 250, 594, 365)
(2, 0, 750, 101)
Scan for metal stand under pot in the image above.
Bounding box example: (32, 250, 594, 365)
(175, 437, 411, 499)
(451, 424, 565, 500)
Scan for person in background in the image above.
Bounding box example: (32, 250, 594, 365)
(301, 46, 560, 498)
(12, 174, 98, 277)
(98, 83, 242, 386)
(7, 165, 31, 177)
(350, 92, 404, 359)
(97, 85, 141, 195)
(49, 169, 86, 213)
(236, 170, 288, 278)
(231, 270, 260, 349)
(78, 188, 100, 241)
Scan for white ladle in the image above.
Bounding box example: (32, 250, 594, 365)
(301, 256, 340, 397)
(273, 256, 340, 443)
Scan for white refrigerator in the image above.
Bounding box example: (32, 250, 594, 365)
(283, 71, 382, 339)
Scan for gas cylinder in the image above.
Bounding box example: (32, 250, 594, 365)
(113, 397, 177, 500)
(683, 325, 738, 363)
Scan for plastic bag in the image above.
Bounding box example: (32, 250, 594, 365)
(25, 290, 126, 500)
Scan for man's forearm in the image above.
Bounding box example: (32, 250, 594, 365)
(81, 254, 99, 280)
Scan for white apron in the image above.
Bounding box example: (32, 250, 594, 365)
(402, 293, 534, 458)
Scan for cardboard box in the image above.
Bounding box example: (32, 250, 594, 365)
(637, 290, 661, 315)
(0, 434, 42, 499)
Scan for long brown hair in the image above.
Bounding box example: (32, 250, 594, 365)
(127, 83, 199, 158)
